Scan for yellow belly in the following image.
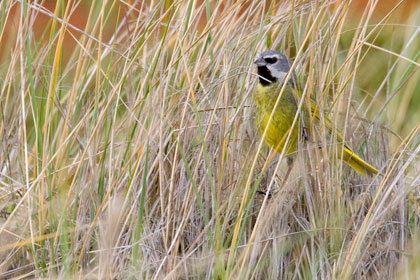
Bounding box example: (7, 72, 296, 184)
(254, 83, 299, 154)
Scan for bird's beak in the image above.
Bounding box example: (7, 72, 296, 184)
(254, 56, 266, 67)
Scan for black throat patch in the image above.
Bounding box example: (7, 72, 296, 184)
(257, 66, 277, 86)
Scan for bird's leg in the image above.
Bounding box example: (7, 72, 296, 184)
(282, 157, 294, 186)
(256, 189, 272, 198)
(257, 156, 294, 198)
(302, 127, 309, 141)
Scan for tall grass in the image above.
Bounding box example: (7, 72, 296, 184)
(0, 0, 419, 279)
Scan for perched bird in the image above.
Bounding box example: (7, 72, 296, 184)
(253, 50, 378, 176)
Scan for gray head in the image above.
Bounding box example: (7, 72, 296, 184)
(254, 50, 297, 86)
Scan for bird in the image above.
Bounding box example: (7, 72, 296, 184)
(253, 50, 378, 177)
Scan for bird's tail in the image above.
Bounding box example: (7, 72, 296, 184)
(342, 146, 379, 176)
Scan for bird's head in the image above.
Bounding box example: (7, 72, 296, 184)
(254, 50, 297, 86)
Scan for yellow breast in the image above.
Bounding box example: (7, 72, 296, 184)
(254, 83, 299, 154)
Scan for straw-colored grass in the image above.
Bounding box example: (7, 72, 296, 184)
(1, 0, 419, 279)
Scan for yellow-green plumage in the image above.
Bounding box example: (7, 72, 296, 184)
(254, 82, 299, 154)
(254, 74, 378, 176)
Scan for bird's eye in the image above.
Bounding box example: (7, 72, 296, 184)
(264, 57, 278, 64)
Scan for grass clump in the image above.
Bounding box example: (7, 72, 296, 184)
(0, 0, 419, 279)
